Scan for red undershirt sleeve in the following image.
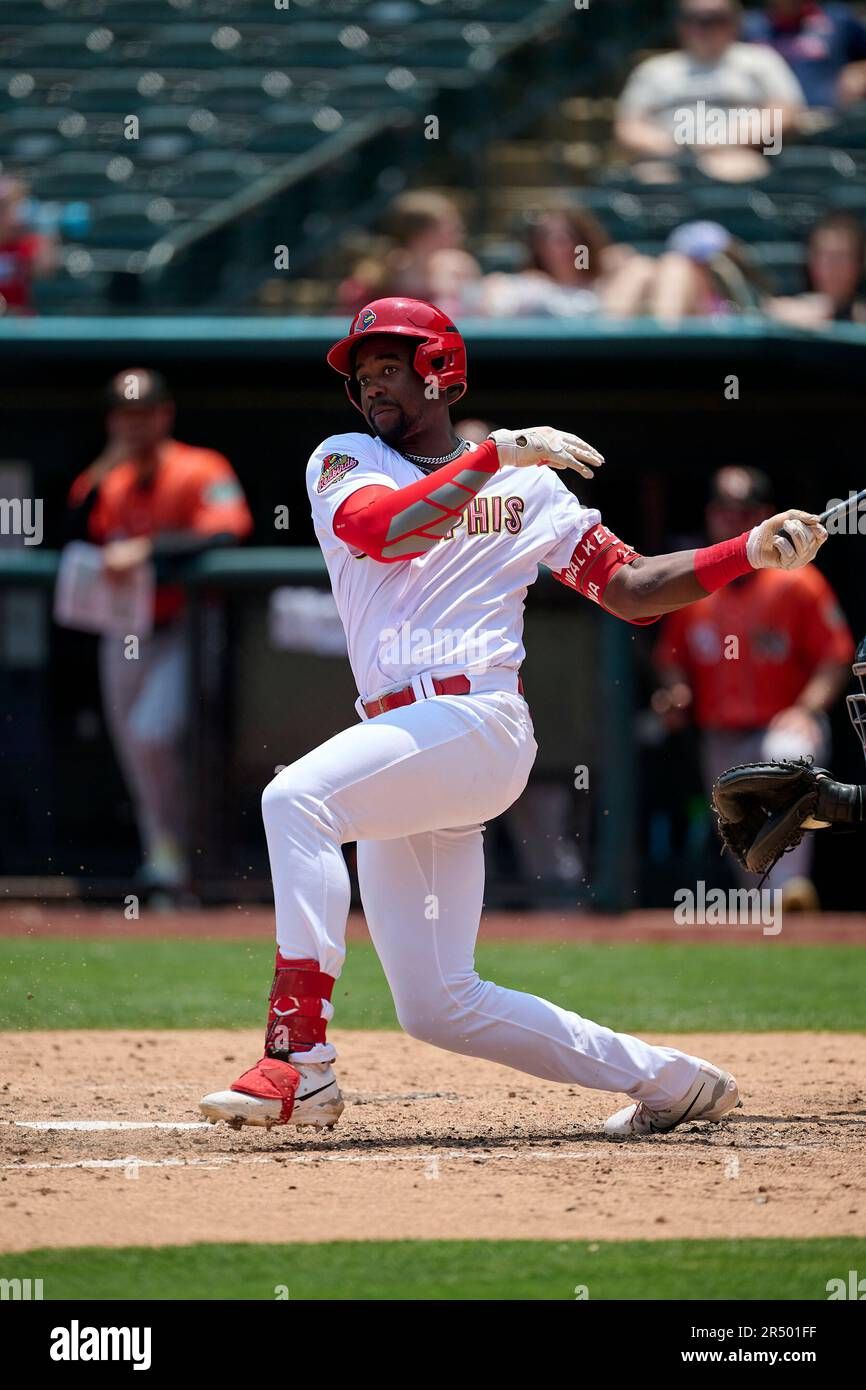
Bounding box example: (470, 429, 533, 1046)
(333, 438, 500, 562)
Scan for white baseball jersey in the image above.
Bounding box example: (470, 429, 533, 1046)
(306, 431, 603, 701)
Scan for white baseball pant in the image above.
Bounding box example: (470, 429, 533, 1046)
(262, 676, 704, 1107)
(99, 622, 188, 860)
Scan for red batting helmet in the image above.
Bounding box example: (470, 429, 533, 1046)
(326, 297, 467, 412)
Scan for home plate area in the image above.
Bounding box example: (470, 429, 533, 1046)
(1, 1029, 864, 1253)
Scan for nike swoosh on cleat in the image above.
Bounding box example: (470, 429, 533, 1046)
(674, 1081, 708, 1126)
(297, 1081, 337, 1104)
(647, 1081, 709, 1133)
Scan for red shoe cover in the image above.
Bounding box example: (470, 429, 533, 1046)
(231, 1057, 301, 1121)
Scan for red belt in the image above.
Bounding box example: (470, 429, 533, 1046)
(363, 674, 524, 720)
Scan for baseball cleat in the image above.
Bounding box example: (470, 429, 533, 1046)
(199, 1056, 344, 1130)
(604, 1064, 740, 1140)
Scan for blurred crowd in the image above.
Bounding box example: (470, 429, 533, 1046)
(331, 0, 866, 329)
(0, 176, 57, 315)
(4, 1, 866, 324)
(336, 191, 866, 328)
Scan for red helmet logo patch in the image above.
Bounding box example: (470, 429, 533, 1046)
(357, 308, 377, 331)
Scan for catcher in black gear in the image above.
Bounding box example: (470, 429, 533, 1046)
(712, 638, 866, 877)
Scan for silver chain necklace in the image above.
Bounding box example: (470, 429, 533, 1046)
(404, 440, 469, 471)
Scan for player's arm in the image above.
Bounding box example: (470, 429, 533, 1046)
(602, 510, 827, 623)
(334, 440, 500, 562)
(105, 461, 253, 577)
(101, 529, 244, 579)
(789, 662, 851, 718)
(649, 613, 694, 727)
(335, 429, 602, 563)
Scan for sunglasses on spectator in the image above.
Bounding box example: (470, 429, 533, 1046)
(679, 10, 734, 25)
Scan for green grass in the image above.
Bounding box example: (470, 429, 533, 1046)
(2, 938, 864, 1033)
(2, 1239, 864, 1300)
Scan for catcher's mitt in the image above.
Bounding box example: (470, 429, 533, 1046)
(711, 757, 865, 876)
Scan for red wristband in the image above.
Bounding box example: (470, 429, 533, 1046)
(693, 532, 752, 593)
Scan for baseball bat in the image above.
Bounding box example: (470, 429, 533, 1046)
(778, 489, 866, 550)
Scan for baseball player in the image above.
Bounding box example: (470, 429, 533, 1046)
(653, 466, 854, 909)
(200, 297, 825, 1139)
(67, 369, 253, 891)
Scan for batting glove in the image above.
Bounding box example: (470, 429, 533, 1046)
(489, 426, 604, 479)
(746, 509, 827, 570)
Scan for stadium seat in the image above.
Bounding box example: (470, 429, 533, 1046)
(2, 2, 57, 20)
(6, 24, 152, 68)
(175, 149, 267, 196)
(31, 266, 110, 314)
(31, 151, 137, 198)
(71, 191, 180, 247)
(245, 112, 336, 156)
(47, 72, 212, 112)
(134, 132, 196, 163)
(687, 186, 793, 242)
(763, 146, 858, 192)
(818, 102, 866, 149)
(0, 130, 63, 163)
(751, 241, 808, 297)
(764, 191, 834, 237)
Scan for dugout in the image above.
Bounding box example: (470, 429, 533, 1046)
(1, 318, 865, 910)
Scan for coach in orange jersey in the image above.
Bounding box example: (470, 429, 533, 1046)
(67, 368, 253, 893)
(653, 466, 853, 910)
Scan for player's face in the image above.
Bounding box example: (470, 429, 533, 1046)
(353, 337, 429, 445)
(707, 499, 771, 543)
(106, 403, 174, 456)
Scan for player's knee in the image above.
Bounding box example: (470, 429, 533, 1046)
(262, 767, 308, 820)
(395, 978, 480, 1047)
(261, 765, 335, 837)
(397, 1000, 454, 1046)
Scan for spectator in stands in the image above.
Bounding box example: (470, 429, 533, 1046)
(0, 178, 56, 315)
(616, 0, 805, 181)
(479, 206, 655, 318)
(66, 369, 253, 895)
(338, 190, 482, 317)
(649, 219, 770, 322)
(652, 465, 853, 910)
(767, 210, 866, 325)
(742, 1, 866, 108)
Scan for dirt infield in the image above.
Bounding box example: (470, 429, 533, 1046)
(2, 904, 865, 944)
(2, 1029, 865, 1253)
